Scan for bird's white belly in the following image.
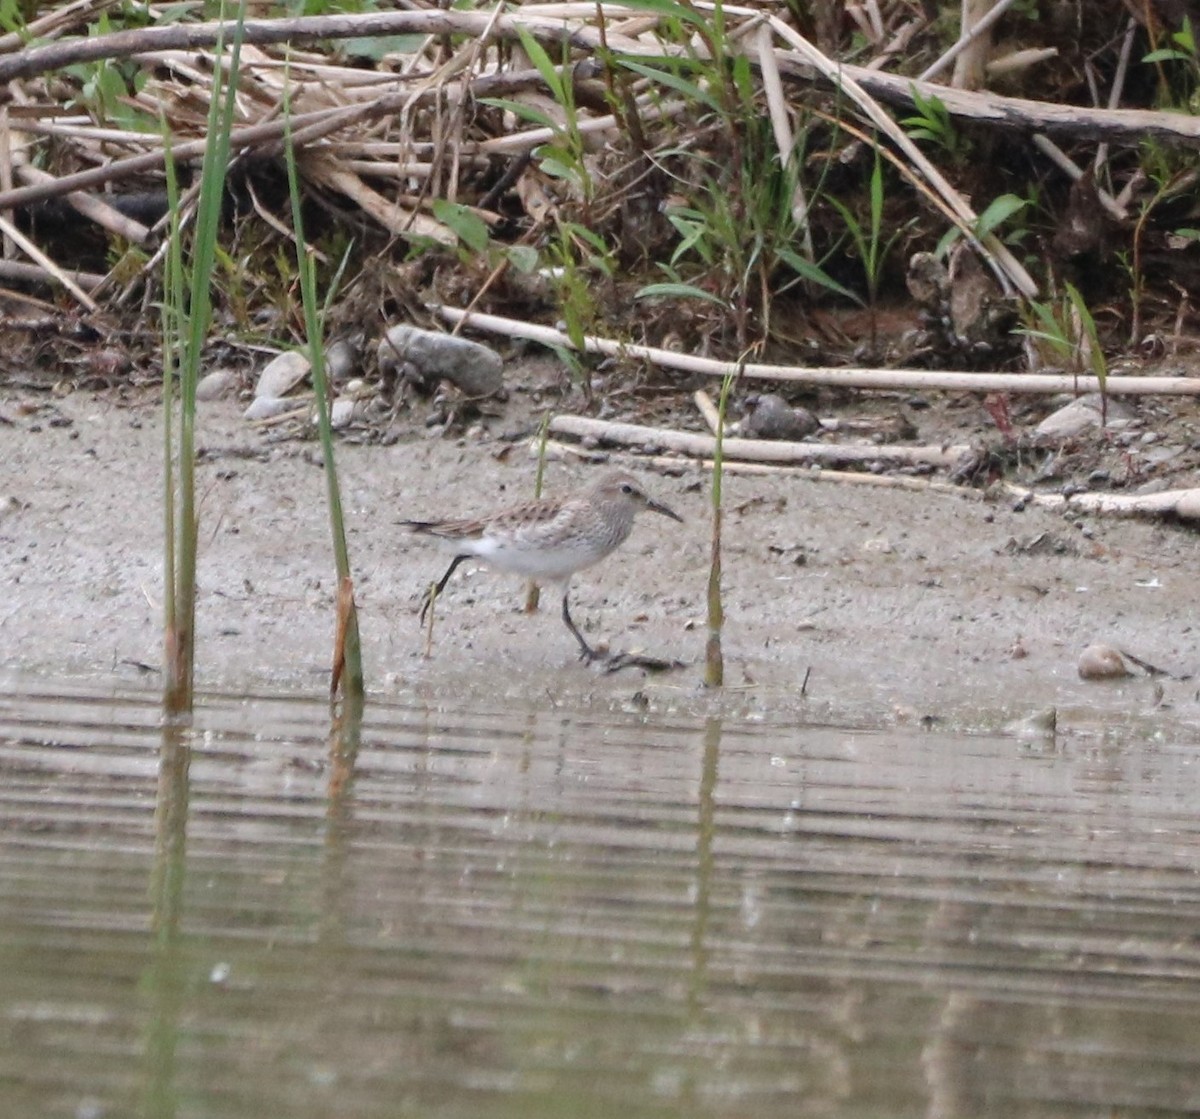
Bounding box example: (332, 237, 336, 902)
(465, 535, 606, 579)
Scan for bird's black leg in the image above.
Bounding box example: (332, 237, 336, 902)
(420, 555, 467, 624)
(561, 590, 603, 662)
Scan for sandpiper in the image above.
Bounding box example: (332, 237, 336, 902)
(404, 470, 683, 661)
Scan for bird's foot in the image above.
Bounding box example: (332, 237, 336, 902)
(602, 650, 687, 674)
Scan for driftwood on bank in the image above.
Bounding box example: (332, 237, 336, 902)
(1002, 483, 1200, 521)
(437, 307, 1200, 397)
(548, 414, 971, 468)
(538, 431, 1200, 522)
(537, 434, 985, 495)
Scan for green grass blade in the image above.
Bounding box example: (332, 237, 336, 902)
(283, 58, 364, 702)
(164, 0, 248, 713)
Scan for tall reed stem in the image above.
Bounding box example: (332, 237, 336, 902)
(162, 3, 245, 715)
(704, 368, 738, 687)
(283, 68, 364, 701)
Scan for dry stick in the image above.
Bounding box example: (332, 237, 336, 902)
(950, 0, 1001, 90)
(663, 458, 985, 497)
(693, 390, 725, 436)
(1031, 134, 1127, 220)
(0, 0, 119, 53)
(0, 99, 373, 211)
(0, 212, 98, 310)
(987, 48, 1058, 79)
(845, 58, 1200, 145)
(0, 104, 11, 262)
(866, 17, 924, 71)
(306, 153, 454, 242)
(757, 9, 1035, 299)
(1, 7, 1197, 145)
(0, 60, 598, 214)
(0, 10, 620, 85)
(535, 434, 1200, 522)
(0, 6, 1189, 251)
(919, 0, 1023, 82)
(533, 436, 982, 497)
(14, 164, 152, 244)
(1002, 482, 1200, 521)
(434, 305, 1200, 396)
(549, 414, 971, 468)
(755, 22, 813, 263)
(1095, 18, 1139, 179)
(0, 258, 106, 290)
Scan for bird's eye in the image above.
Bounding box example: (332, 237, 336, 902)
(621, 483, 634, 494)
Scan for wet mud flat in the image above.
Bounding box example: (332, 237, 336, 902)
(1, 384, 1198, 725)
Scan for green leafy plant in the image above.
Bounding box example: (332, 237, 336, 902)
(546, 220, 614, 353)
(614, 4, 861, 347)
(62, 8, 161, 131)
(1020, 282, 1109, 420)
(901, 87, 969, 160)
(431, 199, 491, 255)
(1143, 14, 1200, 98)
(828, 146, 912, 352)
(1144, 15, 1197, 65)
(935, 192, 1030, 258)
(1122, 142, 1200, 340)
(481, 26, 596, 205)
(635, 101, 855, 346)
(431, 198, 540, 281)
(67, 56, 155, 132)
(0, 0, 26, 35)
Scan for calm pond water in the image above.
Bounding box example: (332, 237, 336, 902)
(1, 675, 1199, 1118)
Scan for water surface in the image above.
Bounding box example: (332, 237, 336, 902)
(1, 677, 1198, 1118)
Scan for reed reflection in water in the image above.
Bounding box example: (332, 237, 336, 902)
(1, 678, 1198, 1117)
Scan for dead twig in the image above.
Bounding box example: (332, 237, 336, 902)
(435, 306, 1200, 397)
(549, 413, 971, 468)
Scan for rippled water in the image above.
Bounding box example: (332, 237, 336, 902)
(1, 675, 1199, 1118)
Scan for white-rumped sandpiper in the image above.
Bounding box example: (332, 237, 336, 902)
(404, 470, 683, 661)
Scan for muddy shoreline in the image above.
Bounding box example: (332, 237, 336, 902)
(1, 380, 1197, 727)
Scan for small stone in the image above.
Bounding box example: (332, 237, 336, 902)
(1035, 394, 1134, 442)
(378, 324, 503, 398)
(0, 495, 25, 524)
(1005, 707, 1057, 737)
(325, 339, 358, 383)
(243, 396, 298, 420)
(254, 350, 310, 400)
(741, 393, 819, 441)
(196, 368, 239, 401)
(1078, 643, 1131, 680)
(329, 398, 355, 429)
